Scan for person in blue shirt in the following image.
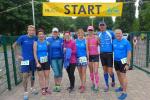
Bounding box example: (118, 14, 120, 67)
(13, 25, 38, 100)
(76, 28, 88, 93)
(113, 29, 131, 100)
(97, 21, 116, 92)
(33, 29, 51, 95)
(47, 27, 63, 92)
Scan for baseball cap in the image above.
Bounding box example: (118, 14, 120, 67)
(87, 26, 94, 31)
(52, 27, 59, 32)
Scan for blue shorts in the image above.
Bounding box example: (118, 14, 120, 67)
(51, 59, 63, 78)
(20, 60, 36, 73)
(77, 57, 88, 67)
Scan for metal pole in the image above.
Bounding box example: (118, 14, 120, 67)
(103, 17, 105, 22)
(92, 18, 93, 26)
(2, 36, 11, 90)
(32, 0, 35, 26)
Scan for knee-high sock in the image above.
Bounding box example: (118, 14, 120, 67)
(104, 73, 109, 87)
(95, 72, 99, 88)
(110, 73, 115, 83)
(90, 73, 94, 85)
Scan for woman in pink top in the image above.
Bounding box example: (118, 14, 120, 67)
(86, 26, 100, 92)
(64, 32, 77, 93)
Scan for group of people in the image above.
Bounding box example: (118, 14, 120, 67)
(13, 21, 131, 100)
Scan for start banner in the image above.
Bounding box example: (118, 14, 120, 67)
(43, 2, 123, 17)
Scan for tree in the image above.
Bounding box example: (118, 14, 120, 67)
(139, 0, 150, 31)
(114, 0, 136, 33)
(74, 17, 91, 31)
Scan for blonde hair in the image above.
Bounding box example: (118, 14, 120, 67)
(27, 25, 35, 29)
(77, 28, 84, 34)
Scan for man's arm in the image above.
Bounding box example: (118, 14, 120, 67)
(13, 42, 23, 60)
(125, 41, 132, 70)
(127, 51, 131, 65)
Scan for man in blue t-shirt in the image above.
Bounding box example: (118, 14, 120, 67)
(113, 29, 131, 100)
(97, 21, 116, 92)
(13, 25, 38, 99)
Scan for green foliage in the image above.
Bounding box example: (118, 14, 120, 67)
(114, 0, 136, 33)
(0, 0, 115, 35)
(139, 2, 150, 31)
(132, 18, 139, 32)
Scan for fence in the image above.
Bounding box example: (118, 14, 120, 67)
(0, 36, 22, 94)
(0, 32, 150, 94)
(130, 32, 150, 74)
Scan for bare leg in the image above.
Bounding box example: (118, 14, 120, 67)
(22, 73, 29, 92)
(44, 70, 50, 88)
(81, 67, 87, 87)
(37, 71, 45, 89)
(30, 71, 35, 88)
(89, 62, 94, 85)
(116, 71, 123, 87)
(77, 67, 82, 86)
(93, 62, 99, 89)
(120, 73, 128, 92)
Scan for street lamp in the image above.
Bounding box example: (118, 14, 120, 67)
(31, 0, 35, 26)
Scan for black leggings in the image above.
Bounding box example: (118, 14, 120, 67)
(66, 63, 76, 88)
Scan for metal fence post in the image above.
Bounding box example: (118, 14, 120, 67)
(146, 32, 149, 68)
(129, 32, 134, 67)
(10, 36, 18, 85)
(2, 36, 11, 90)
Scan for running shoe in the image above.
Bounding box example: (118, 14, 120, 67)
(69, 87, 74, 93)
(30, 88, 38, 95)
(118, 93, 127, 100)
(41, 88, 46, 95)
(104, 86, 109, 92)
(45, 87, 52, 94)
(53, 86, 58, 92)
(80, 86, 85, 93)
(56, 85, 61, 92)
(93, 87, 99, 93)
(78, 85, 82, 90)
(91, 84, 95, 91)
(23, 92, 29, 100)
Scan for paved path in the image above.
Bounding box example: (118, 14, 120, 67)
(1, 66, 150, 100)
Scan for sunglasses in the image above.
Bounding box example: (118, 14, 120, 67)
(99, 24, 105, 26)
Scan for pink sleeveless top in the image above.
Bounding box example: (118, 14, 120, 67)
(87, 35, 99, 55)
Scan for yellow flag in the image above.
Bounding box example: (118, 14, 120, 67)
(43, 2, 123, 17)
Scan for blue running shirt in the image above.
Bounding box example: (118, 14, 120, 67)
(98, 30, 115, 53)
(113, 38, 131, 61)
(76, 39, 87, 58)
(16, 35, 37, 60)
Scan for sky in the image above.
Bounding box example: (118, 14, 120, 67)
(48, 0, 139, 21)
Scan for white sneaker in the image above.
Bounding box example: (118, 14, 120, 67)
(30, 88, 38, 95)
